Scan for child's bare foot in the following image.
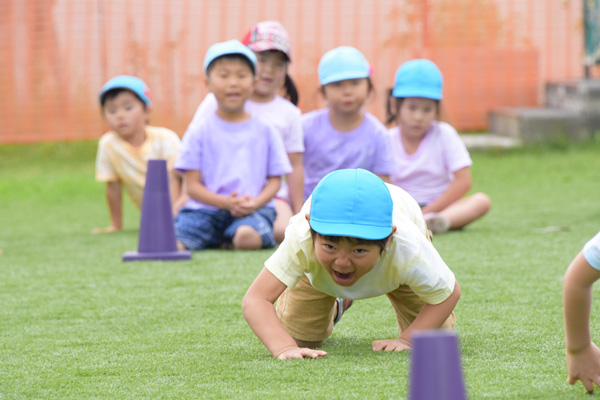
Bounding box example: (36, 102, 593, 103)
(176, 241, 188, 251)
(92, 225, 121, 234)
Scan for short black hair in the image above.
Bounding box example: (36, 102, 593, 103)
(386, 93, 441, 125)
(100, 88, 147, 109)
(310, 228, 390, 254)
(320, 77, 374, 96)
(206, 54, 256, 76)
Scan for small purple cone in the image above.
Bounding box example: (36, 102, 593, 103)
(123, 159, 191, 261)
(409, 330, 466, 400)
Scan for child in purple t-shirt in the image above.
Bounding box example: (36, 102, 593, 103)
(174, 40, 292, 251)
(302, 46, 395, 199)
(387, 59, 490, 235)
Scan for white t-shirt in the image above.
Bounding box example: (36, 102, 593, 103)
(188, 93, 303, 199)
(389, 121, 472, 205)
(264, 184, 456, 303)
(584, 231, 600, 270)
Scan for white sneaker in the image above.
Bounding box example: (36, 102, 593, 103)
(424, 213, 451, 235)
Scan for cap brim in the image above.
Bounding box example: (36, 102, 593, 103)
(247, 43, 291, 61)
(320, 70, 370, 86)
(392, 88, 442, 100)
(310, 220, 392, 240)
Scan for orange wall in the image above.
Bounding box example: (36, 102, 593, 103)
(0, 0, 584, 143)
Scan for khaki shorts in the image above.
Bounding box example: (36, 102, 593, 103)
(276, 275, 455, 343)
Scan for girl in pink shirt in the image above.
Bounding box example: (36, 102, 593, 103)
(388, 59, 490, 234)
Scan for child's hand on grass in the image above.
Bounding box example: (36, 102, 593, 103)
(92, 225, 122, 234)
(372, 338, 411, 352)
(566, 341, 600, 393)
(275, 346, 328, 360)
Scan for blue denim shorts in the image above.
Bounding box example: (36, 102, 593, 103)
(174, 206, 277, 250)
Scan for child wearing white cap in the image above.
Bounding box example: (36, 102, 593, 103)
(174, 40, 292, 251)
(243, 168, 460, 359)
(187, 21, 304, 244)
(564, 230, 600, 394)
(387, 59, 490, 234)
(94, 75, 183, 233)
(302, 46, 396, 199)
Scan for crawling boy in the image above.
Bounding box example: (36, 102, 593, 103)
(243, 168, 460, 359)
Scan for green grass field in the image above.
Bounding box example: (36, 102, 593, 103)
(2, 139, 600, 399)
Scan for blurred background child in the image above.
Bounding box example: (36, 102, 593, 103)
(563, 230, 600, 394)
(94, 75, 182, 234)
(302, 46, 395, 199)
(188, 21, 303, 243)
(387, 59, 490, 235)
(174, 40, 291, 251)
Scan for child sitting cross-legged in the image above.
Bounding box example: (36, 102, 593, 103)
(243, 168, 460, 359)
(174, 40, 292, 251)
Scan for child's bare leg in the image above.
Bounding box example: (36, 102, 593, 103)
(273, 199, 293, 244)
(177, 241, 188, 251)
(232, 225, 262, 250)
(439, 192, 491, 230)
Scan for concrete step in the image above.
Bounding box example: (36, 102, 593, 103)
(488, 107, 590, 144)
(459, 133, 521, 149)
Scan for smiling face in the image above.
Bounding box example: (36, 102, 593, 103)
(313, 234, 387, 287)
(322, 78, 370, 115)
(252, 50, 288, 102)
(397, 97, 438, 140)
(206, 56, 256, 119)
(102, 90, 149, 142)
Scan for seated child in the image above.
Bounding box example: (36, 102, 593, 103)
(302, 46, 395, 199)
(387, 59, 490, 234)
(188, 21, 304, 244)
(174, 40, 292, 251)
(94, 75, 182, 234)
(563, 230, 600, 394)
(243, 168, 460, 359)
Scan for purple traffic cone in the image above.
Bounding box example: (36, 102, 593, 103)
(409, 330, 466, 400)
(123, 159, 191, 261)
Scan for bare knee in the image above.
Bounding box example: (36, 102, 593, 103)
(472, 192, 491, 215)
(294, 338, 324, 348)
(232, 225, 262, 250)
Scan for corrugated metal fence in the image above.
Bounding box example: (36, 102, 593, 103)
(0, 0, 584, 143)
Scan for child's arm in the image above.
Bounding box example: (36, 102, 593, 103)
(372, 281, 461, 351)
(232, 176, 282, 218)
(377, 174, 390, 183)
(563, 252, 600, 393)
(421, 167, 472, 214)
(286, 153, 304, 214)
(93, 181, 123, 234)
(184, 170, 240, 211)
(170, 170, 188, 216)
(242, 267, 328, 359)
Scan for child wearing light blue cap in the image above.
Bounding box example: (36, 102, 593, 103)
(243, 168, 460, 359)
(564, 230, 600, 393)
(94, 75, 183, 233)
(173, 40, 292, 251)
(187, 22, 305, 245)
(387, 59, 490, 235)
(301, 46, 395, 199)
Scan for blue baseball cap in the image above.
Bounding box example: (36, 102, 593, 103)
(392, 59, 443, 100)
(318, 46, 370, 86)
(203, 39, 257, 74)
(100, 75, 152, 106)
(309, 169, 393, 240)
